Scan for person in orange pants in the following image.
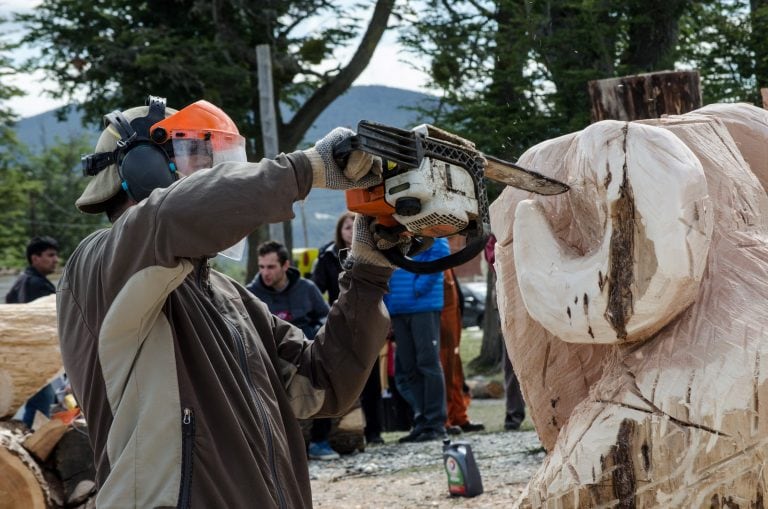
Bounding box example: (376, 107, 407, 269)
(440, 268, 485, 434)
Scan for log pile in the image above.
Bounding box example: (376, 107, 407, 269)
(0, 415, 97, 508)
(492, 103, 768, 506)
(0, 296, 97, 508)
(0, 295, 62, 418)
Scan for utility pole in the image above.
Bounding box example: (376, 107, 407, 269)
(256, 44, 291, 249)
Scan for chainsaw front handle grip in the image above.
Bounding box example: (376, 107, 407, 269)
(332, 136, 362, 169)
(382, 234, 488, 275)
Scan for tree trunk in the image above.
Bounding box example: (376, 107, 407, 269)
(751, 0, 768, 92)
(588, 70, 702, 123)
(0, 295, 61, 418)
(468, 269, 503, 374)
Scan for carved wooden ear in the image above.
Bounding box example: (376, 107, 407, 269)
(513, 121, 713, 344)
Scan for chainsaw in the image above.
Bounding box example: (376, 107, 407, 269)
(336, 121, 569, 274)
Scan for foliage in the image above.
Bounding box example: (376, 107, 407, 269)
(21, 135, 107, 260)
(0, 134, 104, 269)
(16, 0, 395, 155)
(17, 0, 397, 278)
(400, 0, 692, 162)
(678, 0, 758, 104)
(0, 155, 37, 268)
(0, 17, 30, 268)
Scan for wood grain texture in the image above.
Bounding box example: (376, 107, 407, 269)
(0, 294, 61, 418)
(492, 104, 768, 505)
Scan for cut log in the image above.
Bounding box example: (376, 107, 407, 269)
(0, 426, 51, 508)
(587, 70, 702, 122)
(54, 426, 96, 504)
(492, 103, 768, 505)
(23, 418, 68, 462)
(0, 294, 61, 418)
(464, 377, 504, 399)
(0, 448, 46, 509)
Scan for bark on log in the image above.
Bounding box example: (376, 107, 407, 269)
(491, 103, 768, 506)
(0, 426, 51, 508)
(0, 294, 61, 418)
(588, 70, 702, 122)
(0, 420, 96, 508)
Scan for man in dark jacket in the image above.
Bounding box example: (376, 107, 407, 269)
(248, 240, 329, 339)
(248, 240, 339, 461)
(6, 236, 59, 304)
(6, 235, 60, 427)
(56, 97, 398, 508)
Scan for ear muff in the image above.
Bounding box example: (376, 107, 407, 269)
(101, 96, 178, 203)
(117, 143, 178, 202)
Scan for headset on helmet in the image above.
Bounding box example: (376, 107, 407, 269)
(81, 95, 178, 203)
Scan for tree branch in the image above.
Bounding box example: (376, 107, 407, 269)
(281, 0, 396, 150)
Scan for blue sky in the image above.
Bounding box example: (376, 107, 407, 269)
(1, 1, 432, 118)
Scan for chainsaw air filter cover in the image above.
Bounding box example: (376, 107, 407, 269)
(385, 156, 479, 237)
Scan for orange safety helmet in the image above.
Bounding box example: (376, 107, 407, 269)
(150, 100, 247, 175)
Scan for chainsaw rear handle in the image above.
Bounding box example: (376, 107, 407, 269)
(381, 234, 488, 275)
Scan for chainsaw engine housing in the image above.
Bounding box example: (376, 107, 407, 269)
(385, 157, 478, 237)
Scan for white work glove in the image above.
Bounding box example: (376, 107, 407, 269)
(304, 127, 383, 189)
(349, 214, 411, 269)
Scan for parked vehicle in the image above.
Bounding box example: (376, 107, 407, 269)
(460, 281, 486, 329)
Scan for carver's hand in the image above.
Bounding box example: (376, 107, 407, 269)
(349, 214, 410, 268)
(304, 127, 383, 189)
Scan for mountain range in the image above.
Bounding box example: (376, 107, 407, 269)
(15, 85, 437, 249)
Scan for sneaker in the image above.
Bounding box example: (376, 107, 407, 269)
(398, 429, 423, 443)
(308, 441, 340, 460)
(446, 425, 463, 436)
(412, 429, 446, 442)
(459, 421, 485, 433)
(366, 434, 385, 445)
(504, 421, 521, 431)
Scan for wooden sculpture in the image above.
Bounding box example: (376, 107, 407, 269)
(491, 103, 768, 506)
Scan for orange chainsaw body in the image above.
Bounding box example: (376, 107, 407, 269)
(345, 187, 398, 227)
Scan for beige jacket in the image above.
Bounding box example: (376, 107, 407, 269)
(56, 152, 392, 508)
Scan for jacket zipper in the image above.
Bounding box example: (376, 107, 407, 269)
(178, 407, 195, 509)
(195, 260, 286, 509)
(223, 315, 288, 509)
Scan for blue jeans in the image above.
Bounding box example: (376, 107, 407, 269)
(23, 384, 57, 428)
(392, 311, 446, 434)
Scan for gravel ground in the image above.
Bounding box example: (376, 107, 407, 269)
(309, 428, 544, 508)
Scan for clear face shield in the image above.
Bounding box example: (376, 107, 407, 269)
(169, 130, 249, 261)
(169, 130, 247, 176)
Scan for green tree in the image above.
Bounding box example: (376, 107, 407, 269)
(678, 1, 758, 104)
(0, 17, 31, 268)
(20, 134, 106, 258)
(0, 160, 37, 268)
(17, 0, 396, 278)
(401, 0, 692, 371)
